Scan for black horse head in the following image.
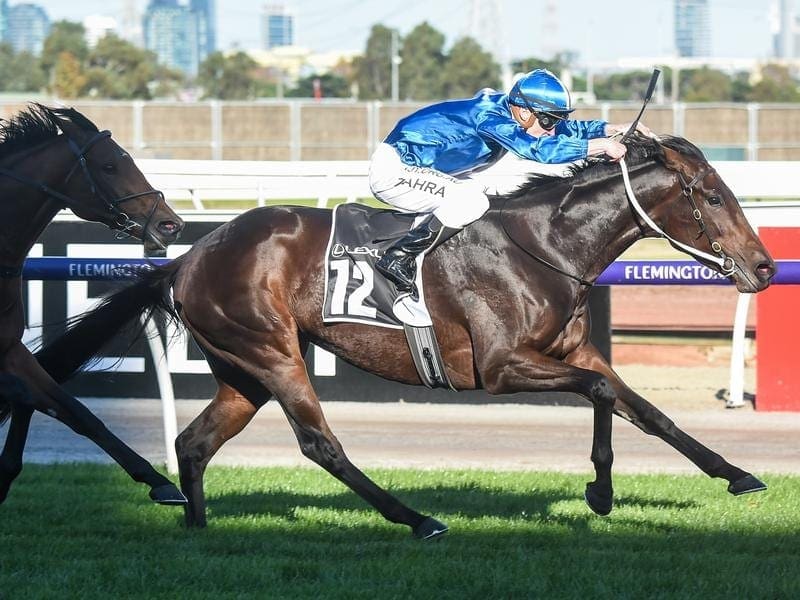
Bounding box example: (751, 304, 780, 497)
(0, 104, 183, 255)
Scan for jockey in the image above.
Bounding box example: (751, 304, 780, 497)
(370, 68, 651, 298)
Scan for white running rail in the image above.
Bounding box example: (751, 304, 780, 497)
(136, 159, 800, 211)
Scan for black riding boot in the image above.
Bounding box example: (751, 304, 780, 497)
(375, 215, 461, 298)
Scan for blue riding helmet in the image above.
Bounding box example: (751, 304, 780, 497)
(508, 69, 574, 118)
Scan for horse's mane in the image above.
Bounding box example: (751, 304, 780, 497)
(0, 104, 99, 161)
(496, 133, 707, 203)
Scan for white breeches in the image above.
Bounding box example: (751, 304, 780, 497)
(368, 143, 489, 228)
(368, 143, 578, 228)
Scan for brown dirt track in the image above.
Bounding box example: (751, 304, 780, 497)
(609, 282, 758, 409)
(21, 393, 793, 477)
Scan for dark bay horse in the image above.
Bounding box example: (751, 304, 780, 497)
(0, 104, 187, 506)
(38, 134, 775, 538)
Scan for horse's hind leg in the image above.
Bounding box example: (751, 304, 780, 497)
(0, 406, 33, 503)
(279, 386, 447, 539)
(179, 304, 443, 537)
(176, 380, 261, 527)
(0, 374, 33, 503)
(275, 367, 446, 539)
(568, 343, 764, 495)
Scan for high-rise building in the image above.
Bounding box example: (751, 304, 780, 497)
(143, 0, 216, 76)
(262, 4, 294, 49)
(773, 0, 796, 59)
(674, 0, 710, 57)
(191, 0, 216, 57)
(0, 1, 8, 43)
(143, 0, 200, 76)
(6, 2, 49, 55)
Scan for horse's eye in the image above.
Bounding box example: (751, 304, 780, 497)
(102, 162, 117, 174)
(707, 195, 722, 207)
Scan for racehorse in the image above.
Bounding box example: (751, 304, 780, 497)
(0, 104, 187, 507)
(36, 133, 775, 539)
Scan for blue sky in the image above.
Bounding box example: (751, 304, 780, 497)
(29, 0, 784, 63)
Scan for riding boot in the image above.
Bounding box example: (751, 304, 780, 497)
(375, 215, 461, 298)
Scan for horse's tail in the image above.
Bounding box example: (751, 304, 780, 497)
(35, 259, 183, 384)
(0, 395, 10, 425)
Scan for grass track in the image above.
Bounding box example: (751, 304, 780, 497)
(1, 465, 798, 599)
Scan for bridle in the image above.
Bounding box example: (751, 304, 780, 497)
(621, 157, 737, 276)
(0, 129, 165, 253)
(499, 153, 738, 287)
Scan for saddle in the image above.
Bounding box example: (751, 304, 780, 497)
(322, 203, 452, 389)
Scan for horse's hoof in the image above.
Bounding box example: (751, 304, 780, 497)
(183, 510, 208, 528)
(413, 517, 448, 540)
(149, 484, 188, 505)
(184, 518, 208, 529)
(584, 483, 613, 516)
(728, 474, 767, 496)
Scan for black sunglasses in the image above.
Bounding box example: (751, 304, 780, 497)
(535, 111, 568, 131)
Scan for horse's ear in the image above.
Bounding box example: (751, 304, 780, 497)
(659, 145, 684, 171)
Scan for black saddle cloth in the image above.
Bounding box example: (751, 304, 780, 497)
(322, 203, 423, 328)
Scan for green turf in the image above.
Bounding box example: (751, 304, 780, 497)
(1, 465, 797, 599)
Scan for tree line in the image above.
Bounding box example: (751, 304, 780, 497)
(1, 21, 183, 99)
(1, 19, 798, 103)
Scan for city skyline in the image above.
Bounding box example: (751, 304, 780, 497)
(18, 0, 790, 64)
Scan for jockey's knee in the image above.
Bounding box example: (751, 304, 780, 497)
(435, 190, 489, 228)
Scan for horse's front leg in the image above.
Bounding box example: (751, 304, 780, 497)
(484, 347, 617, 515)
(566, 342, 765, 495)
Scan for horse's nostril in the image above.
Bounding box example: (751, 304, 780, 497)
(756, 262, 776, 281)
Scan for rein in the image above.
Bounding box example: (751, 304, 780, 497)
(0, 129, 165, 278)
(499, 199, 593, 286)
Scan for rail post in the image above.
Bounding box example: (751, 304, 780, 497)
(142, 315, 179, 474)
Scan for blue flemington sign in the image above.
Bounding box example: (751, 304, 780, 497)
(596, 260, 800, 285)
(21, 257, 800, 285)
(22, 257, 170, 280)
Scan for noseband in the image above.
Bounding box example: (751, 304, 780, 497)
(0, 129, 164, 238)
